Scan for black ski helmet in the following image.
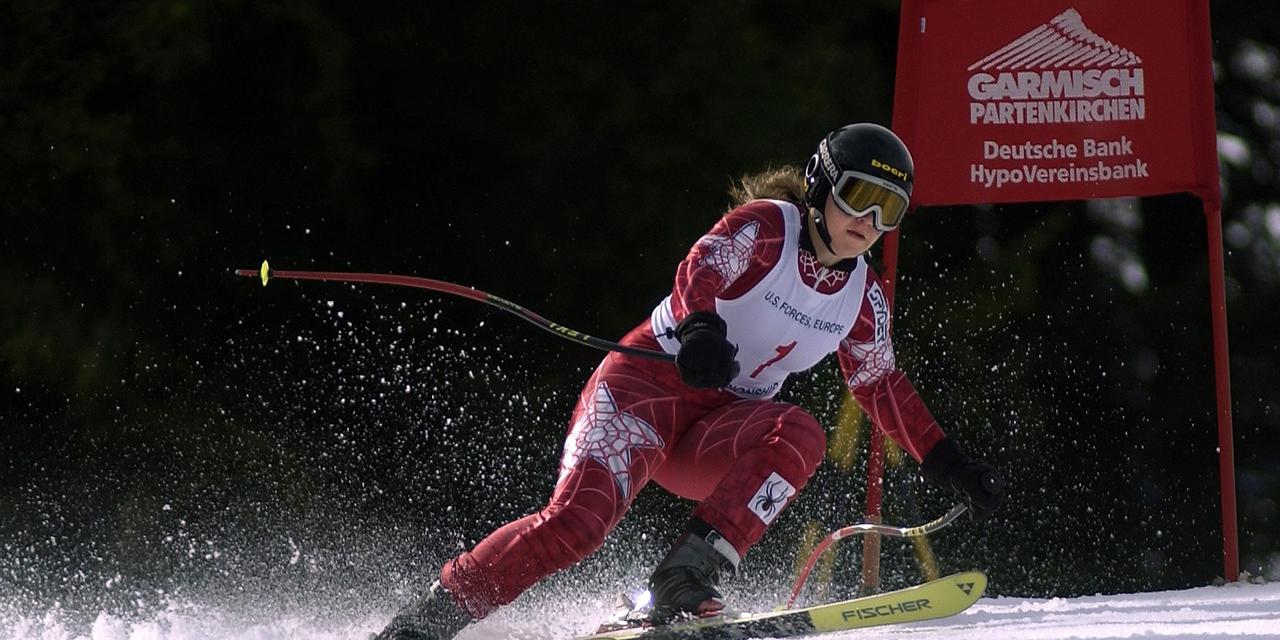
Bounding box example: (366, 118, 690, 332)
(803, 123, 914, 252)
(804, 123, 914, 210)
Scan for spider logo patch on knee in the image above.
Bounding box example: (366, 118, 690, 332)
(748, 472, 797, 525)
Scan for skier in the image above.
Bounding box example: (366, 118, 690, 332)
(375, 123, 1006, 640)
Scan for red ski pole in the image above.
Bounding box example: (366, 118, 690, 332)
(235, 260, 675, 362)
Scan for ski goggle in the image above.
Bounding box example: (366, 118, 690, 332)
(830, 170, 910, 232)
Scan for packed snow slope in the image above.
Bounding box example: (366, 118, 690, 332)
(5, 580, 1277, 639)
(822, 581, 1280, 640)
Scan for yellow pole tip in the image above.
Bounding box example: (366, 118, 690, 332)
(260, 260, 271, 286)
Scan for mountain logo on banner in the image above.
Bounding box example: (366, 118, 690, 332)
(966, 8, 1147, 125)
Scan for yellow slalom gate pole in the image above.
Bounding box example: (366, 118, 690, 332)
(791, 391, 864, 604)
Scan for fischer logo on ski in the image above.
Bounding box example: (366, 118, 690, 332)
(574, 570, 987, 639)
(840, 598, 932, 621)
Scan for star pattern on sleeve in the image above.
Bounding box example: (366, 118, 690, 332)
(842, 334, 898, 388)
(558, 382, 665, 500)
(696, 220, 759, 291)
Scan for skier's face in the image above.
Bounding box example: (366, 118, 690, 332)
(822, 193, 885, 258)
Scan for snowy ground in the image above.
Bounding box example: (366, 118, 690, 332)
(829, 581, 1280, 640)
(5, 580, 1277, 640)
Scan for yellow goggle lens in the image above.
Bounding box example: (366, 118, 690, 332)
(834, 176, 908, 230)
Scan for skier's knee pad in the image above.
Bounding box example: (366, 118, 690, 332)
(536, 501, 613, 565)
(772, 404, 826, 477)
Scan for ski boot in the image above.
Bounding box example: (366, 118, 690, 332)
(375, 580, 472, 640)
(646, 519, 741, 624)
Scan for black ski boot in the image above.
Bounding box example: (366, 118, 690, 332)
(647, 518, 741, 624)
(375, 580, 473, 640)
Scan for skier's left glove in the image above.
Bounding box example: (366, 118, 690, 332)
(920, 437, 1006, 522)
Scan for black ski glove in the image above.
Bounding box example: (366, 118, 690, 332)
(674, 311, 740, 389)
(920, 438, 1006, 522)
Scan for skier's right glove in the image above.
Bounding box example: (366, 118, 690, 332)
(920, 437, 1006, 522)
(674, 311, 740, 389)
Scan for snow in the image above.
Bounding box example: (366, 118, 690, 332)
(4, 581, 1277, 640)
(835, 581, 1280, 640)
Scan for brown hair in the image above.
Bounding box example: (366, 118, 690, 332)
(727, 165, 807, 211)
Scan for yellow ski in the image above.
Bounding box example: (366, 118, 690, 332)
(577, 571, 986, 639)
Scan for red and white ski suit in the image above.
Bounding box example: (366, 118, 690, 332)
(441, 199, 947, 618)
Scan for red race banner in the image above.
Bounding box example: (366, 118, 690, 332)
(893, 0, 1218, 206)
(880, 0, 1236, 588)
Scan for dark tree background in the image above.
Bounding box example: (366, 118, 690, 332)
(2, 0, 1278, 629)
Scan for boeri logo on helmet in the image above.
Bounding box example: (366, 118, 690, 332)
(965, 8, 1150, 189)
